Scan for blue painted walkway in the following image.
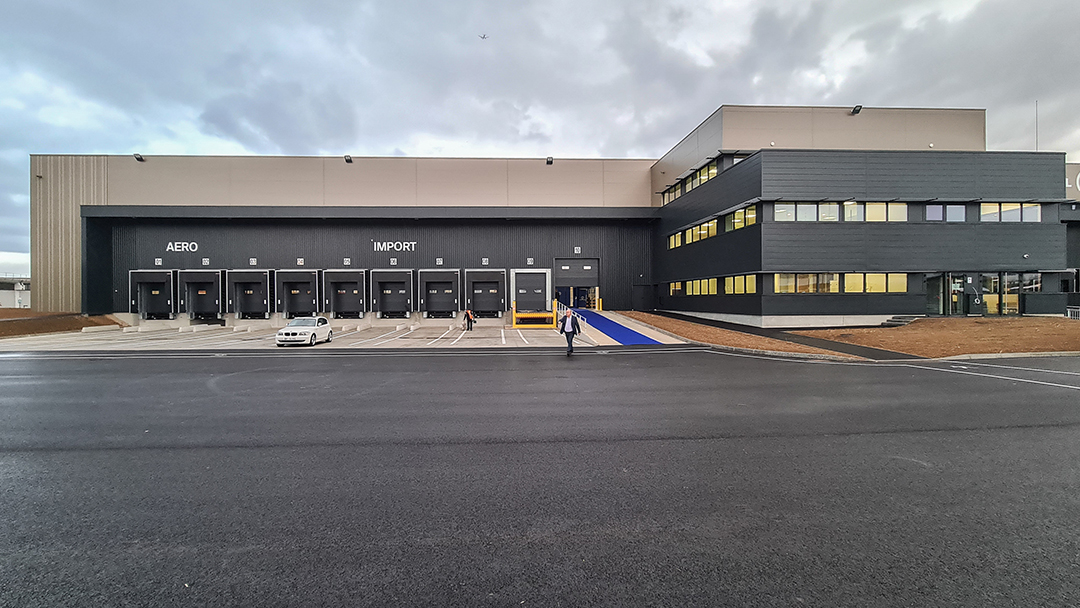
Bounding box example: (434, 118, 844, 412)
(573, 309, 661, 346)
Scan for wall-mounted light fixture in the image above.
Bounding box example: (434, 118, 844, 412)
(546, 157, 553, 165)
(344, 155, 353, 163)
(850, 105, 862, 115)
(133, 154, 145, 162)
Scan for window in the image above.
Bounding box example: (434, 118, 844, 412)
(1001, 203, 1021, 222)
(1022, 203, 1041, 222)
(946, 204, 966, 222)
(796, 274, 816, 293)
(733, 209, 745, 230)
(981, 203, 1000, 222)
(707, 220, 717, 237)
(844, 273, 863, 293)
(843, 201, 864, 222)
(685, 228, 694, 243)
(926, 204, 943, 221)
(745, 205, 757, 226)
(865, 202, 887, 222)
(723, 274, 756, 295)
(775, 203, 796, 222)
(888, 203, 908, 222)
(1021, 273, 1042, 292)
(708, 278, 717, 295)
(818, 203, 839, 222)
(817, 273, 840, 293)
(864, 273, 887, 293)
(796, 203, 817, 222)
(887, 273, 907, 293)
(775, 273, 796, 293)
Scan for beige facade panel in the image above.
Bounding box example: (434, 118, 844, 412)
(602, 159, 654, 207)
(324, 157, 418, 206)
(1067, 163, 1079, 200)
(651, 105, 988, 196)
(416, 158, 509, 206)
(30, 155, 108, 312)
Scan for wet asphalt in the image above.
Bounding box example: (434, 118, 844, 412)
(2, 347, 1080, 607)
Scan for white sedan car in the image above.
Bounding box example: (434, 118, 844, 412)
(276, 316, 333, 346)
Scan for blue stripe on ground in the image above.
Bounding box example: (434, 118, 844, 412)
(573, 309, 661, 345)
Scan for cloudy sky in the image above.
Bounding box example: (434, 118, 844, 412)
(2, 0, 1078, 274)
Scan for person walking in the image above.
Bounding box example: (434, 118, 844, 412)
(558, 309, 580, 355)
(464, 309, 475, 331)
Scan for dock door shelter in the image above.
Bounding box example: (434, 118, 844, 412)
(275, 270, 319, 318)
(419, 269, 459, 318)
(465, 269, 506, 317)
(178, 270, 222, 320)
(511, 268, 551, 312)
(226, 270, 271, 319)
(371, 269, 413, 318)
(554, 258, 600, 309)
(129, 269, 176, 320)
(323, 270, 365, 319)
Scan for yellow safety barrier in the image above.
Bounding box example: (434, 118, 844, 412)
(512, 299, 558, 328)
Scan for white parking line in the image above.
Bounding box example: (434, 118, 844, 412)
(517, 329, 528, 345)
(426, 328, 453, 346)
(450, 330, 467, 345)
(501, 329, 506, 345)
(373, 327, 415, 346)
(350, 328, 407, 346)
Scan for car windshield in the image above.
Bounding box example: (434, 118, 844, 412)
(287, 319, 317, 327)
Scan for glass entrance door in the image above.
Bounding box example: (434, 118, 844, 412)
(926, 274, 944, 315)
(947, 273, 967, 316)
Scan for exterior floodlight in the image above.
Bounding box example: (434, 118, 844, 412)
(133, 154, 145, 162)
(851, 105, 862, 115)
(546, 157, 553, 165)
(344, 155, 353, 163)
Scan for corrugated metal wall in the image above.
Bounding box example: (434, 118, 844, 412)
(100, 219, 653, 312)
(30, 155, 108, 312)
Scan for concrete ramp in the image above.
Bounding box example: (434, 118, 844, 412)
(573, 310, 683, 345)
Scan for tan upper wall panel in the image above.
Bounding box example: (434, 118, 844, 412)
(99, 155, 655, 208)
(722, 106, 987, 152)
(651, 105, 987, 195)
(1067, 163, 1079, 200)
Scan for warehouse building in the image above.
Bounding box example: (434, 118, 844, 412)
(30, 105, 1080, 327)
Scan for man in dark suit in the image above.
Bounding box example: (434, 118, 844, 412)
(558, 310, 581, 355)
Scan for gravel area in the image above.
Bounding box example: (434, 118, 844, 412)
(796, 316, 1080, 358)
(0, 313, 125, 338)
(619, 311, 851, 358)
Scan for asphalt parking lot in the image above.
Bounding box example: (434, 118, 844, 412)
(0, 320, 584, 351)
(3, 348, 1080, 606)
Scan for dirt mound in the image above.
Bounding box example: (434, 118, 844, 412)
(0, 314, 128, 338)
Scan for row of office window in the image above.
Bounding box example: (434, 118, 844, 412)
(774, 202, 1042, 223)
(774, 273, 908, 294)
(668, 205, 758, 249)
(661, 160, 720, 206)
(775, 202, 908, 222)
(668, 274, 758, 296)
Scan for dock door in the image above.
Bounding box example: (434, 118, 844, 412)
(178, 270, 222, 320)
(419, 269, 459, 318)
(511, 269, 551, 312)
(371, 269, 413, 319)
(275, 270, 319, 318)
(465, 269, 506, 317)
(226, 270, 271, 319)
(323, 270, 365, 319)
(554, 258, 600, 309)
(129, 270, 176, 320)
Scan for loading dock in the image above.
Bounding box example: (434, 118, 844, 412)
(178, 270, 223, 320)
(465, 269, 506, 318)
(419, 269, 460, 318)
(371, 269, 413, 318)
(511, 268, 551, 312)
(323, 269, 365, 319)
(129, 270, 176, 320)
(554, 258, 601, 309)
(226, 270, 272, 319)
(275, 270, 319, 318)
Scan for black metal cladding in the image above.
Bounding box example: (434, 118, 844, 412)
(98, 218, 653, 314)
